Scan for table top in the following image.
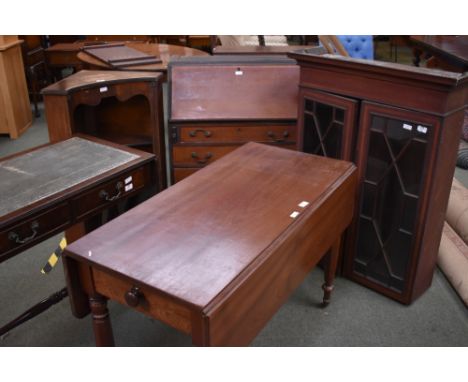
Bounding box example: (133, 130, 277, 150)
(0, 136, 153, 222)
(41, 70, 164, 95)
(212, 45, 325, 55)
(65, 142, 355, 309)
(77, 42, 208, 72)
(410, 35, 468, 67)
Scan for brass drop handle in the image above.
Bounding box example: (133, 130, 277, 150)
(8, 221, 39, 244)
(191, 152, 213, 164)
(189, 129, 212, 138)
(99, 181, 124, 202)
(267, 130, 289, 142)
(125, 286, 143, 307)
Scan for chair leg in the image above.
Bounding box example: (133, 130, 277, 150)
(29, 67, 40, 118)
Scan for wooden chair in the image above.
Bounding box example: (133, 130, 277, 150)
(318, 36, 349, 56)
(19, 35, 52, 118)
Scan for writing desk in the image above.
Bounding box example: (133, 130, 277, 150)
(64, 142, 357, 346)
(0, 136, 155, 334)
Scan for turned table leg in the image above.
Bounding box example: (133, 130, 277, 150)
(89, 294, 115, 346)
(322, 237, 341, 306)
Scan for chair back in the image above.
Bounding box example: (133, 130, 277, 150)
(337, 35, 374, 59)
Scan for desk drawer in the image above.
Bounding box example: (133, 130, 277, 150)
(73, 165, 149, 220)
(92, 268, 192, 334)
(173, 123, 297, 144)
(0, 203, 70, 262)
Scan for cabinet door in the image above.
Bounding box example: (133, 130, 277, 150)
(346, 101, 439, 301)
(298, 88, 358, 161)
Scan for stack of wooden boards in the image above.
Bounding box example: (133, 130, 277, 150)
(83, 43, 162, 68)
(438, 178, 468, 306)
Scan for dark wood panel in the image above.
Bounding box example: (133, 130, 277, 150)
(170, 63, 299, 121)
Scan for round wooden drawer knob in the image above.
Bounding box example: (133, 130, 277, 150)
(124, 286, 143, 307)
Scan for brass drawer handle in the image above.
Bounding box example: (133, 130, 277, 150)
(267, 130, 289, 142)
(189, 129, 212, 138)
(191, 152, 213, 164)
(99, 181, 124, 202)
(125, 286, 143, 307)
(8, 221, 39, 244)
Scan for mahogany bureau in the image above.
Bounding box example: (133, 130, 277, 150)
(168, 56, 300, 183)
(64, 143, 357, 346)
(42, 70, 167, 191)
(288, 51, 468, 303)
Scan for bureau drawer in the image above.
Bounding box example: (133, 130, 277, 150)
(92, 267, 192, 334)
(173, 167, 199, 183)
(172, 143, 297, 167)
(73, 165, 149, 220)
(0, 203, 71, 262)
(173, 123, 297, 144)
(172, 145, 237, 167)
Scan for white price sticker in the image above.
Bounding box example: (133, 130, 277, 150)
(403, 123, 413, 131)
(290, 211, 300, 219)
(417, 125, 428, 134)
(125, 176, 133, 185)
(99, 86, 108, 93)
(125, 183, 134, 192)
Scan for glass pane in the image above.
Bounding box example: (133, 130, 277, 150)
(305, 98, 314, 112)
(371, 115, 386, 132)
(386, 119, 413, 157)
(335, 108, 345, 123)
(374, 166, 404, 243)
(354, 113, 430, 292)
(302, 99, 346, 159)
(355, 217, 380, 265)
(316, 102, 333, 135)
(366, 255, 391, 284)
(398, 140, 427, 195)
(365, 131, 392, 183)
(401, 195, 418, 233)
(303, 114, 320, 154)
(385, 230, 412, 280)
(323, 123, 342, 158)
(361, 182, 376, 218)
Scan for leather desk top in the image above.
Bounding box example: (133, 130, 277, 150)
(0, 137, 139, 219)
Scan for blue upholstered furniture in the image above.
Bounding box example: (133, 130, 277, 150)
(337, 35, 374, 59)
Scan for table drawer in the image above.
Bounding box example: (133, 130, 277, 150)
(92, 267, 192, 334)
(0, 203, 71, 262)
(73, 165, 149, 220)
(173, 123, 297, 144)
